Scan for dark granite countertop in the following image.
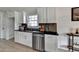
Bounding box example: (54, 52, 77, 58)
(44, 31, 58, 35)
(15, 30, 59, 35)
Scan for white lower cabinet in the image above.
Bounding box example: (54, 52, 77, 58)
(22, 32, 32, 47)
(45, 34, 57, 52)
(15, 31, 32, 47)
(57, 35, 68, 50)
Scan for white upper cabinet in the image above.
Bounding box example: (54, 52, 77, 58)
(37, 7, 56, 23)
(47, 7, 56, 23)
(14, 11, 23, 30)
(37, 7, 47, 23)
(23, 11, 27, 23)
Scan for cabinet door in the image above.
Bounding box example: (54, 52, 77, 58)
(57, 35, 68, 50)
(15, 31, 26, 45)
(21, 32, 32, 47)
(45, 34, 57, 52)
(37, 8, 47, 23)
(15, 31, 22, 43)
(26, 32, 32, 47)
(15, 31, 32, 47)
(47, 8, 56, 23)
(14, 31, 18, 42)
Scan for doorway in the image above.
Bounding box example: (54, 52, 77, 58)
(6, 17, 15, 41)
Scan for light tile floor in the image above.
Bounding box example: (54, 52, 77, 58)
(0, 39, 37, 52)
(0, 39, 69, 52)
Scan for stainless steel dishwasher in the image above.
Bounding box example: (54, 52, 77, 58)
(32, 32, 45, 52)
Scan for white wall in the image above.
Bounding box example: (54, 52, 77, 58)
(1, 7, 79, 40)
(0, 12, 4, 38)
(6, 9, 37, 40)
(4, 11, 14, 40)
(56, 7, 79, 34)
(0, 11, 8, 39)
(5, 17, 15, 40)
(56, 7, 71, 34)
(0, 11, 15, 39)
(56, 7, 79, 50)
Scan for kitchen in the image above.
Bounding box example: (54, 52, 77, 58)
(0, 7, 79, 52)
(14, 7, 58, 52)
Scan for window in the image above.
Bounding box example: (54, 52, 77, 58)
(27, 15, 38, 28)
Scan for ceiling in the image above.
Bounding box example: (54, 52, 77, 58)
(0, 7, 37, 12)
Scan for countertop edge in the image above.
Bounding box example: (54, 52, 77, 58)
(15, 30, 59, 36)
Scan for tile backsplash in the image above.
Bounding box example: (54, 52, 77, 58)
(48, 23, 57, 32)
(39, 23, 57, 32)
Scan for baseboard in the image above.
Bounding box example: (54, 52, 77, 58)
(6, 37, 14, 40)
(9, 37, 14, 40)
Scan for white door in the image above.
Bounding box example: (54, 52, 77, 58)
(6, 17, 15, 40)
(9, 17, 15, 39)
